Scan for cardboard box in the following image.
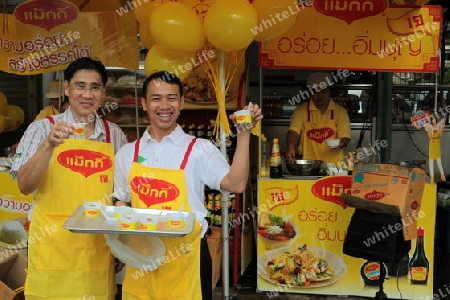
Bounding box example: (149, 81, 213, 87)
(0, 247, 27, 300)
(206, 226, 222, 291)
(351, 163, 427, 240)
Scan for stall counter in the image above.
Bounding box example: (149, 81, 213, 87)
(0, 172, 33, 221)
(257, 176, 435, 299)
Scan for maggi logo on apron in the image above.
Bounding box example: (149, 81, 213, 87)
(57, 149, 113, 177)
(130, 176, 180, 207)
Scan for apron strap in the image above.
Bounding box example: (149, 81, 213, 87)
(46, 116, 55, 125)
(133, 139, 141, 163)
(180, 137, 197, 170)
(101, 118, 111, 143)
(132, 137, 197, 167)
(307, 102, 310, 122)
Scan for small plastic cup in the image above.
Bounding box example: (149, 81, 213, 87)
(120, 214, 138, 230)
(72, 123, 86, 139)
(234, 110, 252, 125)
(140, 215, 159, 231)
(84, 202, 100, 217)
(166, 213, 184, 228)
(114, 206, 132, 219)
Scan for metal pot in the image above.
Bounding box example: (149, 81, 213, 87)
(286, 159, 324, 176)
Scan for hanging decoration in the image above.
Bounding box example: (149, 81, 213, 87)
(203, 0, 258, 52)
(150, 2, 205, 54)
(252, 0, 298, 42)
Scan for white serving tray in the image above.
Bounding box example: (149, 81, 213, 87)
(63, 205, 195, 237)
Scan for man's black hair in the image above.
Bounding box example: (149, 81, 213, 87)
(64, 57, 108, 85)
(142, 71, 183, 98)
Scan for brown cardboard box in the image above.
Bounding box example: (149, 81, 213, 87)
(351, 163, 427, 240)
(207, 226, 222, 291)
(0, 247, 27, 300)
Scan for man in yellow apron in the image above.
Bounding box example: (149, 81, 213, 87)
(286, 72, 351, 163)
(112, 71, 263, 299)
(10, 57, 127, 300)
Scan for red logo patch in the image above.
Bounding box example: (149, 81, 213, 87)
(306, 127, 335, 144)
(311, 176, 352, 208)
(314, 0, 388, 25)
(74, 128, 84, 134)
(14, 0, 79, 31)
(364, 190, 387, 201)
(131, 176, 180, 207)
(57, 150, 112, 178)
(411, 201, 419, 210)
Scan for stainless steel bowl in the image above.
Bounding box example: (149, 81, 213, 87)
(286, 159, 324, 176)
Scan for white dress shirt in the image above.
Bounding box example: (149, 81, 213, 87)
(113, 125, 230, 236)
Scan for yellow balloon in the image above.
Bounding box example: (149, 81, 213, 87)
(144, 45, 194, 81)
(139, 25, 156, 50)
(252, 0, 298, 42)
(204, 0, 258, 52)
(0, 91, 7, 115)
(133, 0, 163, 26)
(150, 2, 205, 54)
(4, 105, 24, 132)
(0, 114, 5, 133)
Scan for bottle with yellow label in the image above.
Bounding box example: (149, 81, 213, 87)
(409, 227, 429, 284)
(270, 138, 282, 178)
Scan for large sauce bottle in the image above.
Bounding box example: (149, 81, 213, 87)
(409, 227, 429, 284)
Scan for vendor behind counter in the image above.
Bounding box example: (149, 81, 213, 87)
(285, 72, 351, 163)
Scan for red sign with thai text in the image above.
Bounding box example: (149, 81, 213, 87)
(259, 5, 442, 72)
(14, 0, 79, 31)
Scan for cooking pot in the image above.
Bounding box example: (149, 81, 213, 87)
(286, 159, 324, 176)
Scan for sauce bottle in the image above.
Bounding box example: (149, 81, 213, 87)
(269, 138, 283, 178)
(409, 227, 429, 284)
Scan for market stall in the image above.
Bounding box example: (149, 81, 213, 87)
(255, 1, 443, 299)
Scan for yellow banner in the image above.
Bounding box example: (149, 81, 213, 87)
(256, 178, 435, 298)
(0, 11, 139, 75)
(260, 5, 442, 72)
(0, 172, 33, 221)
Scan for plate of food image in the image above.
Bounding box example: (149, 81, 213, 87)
(257, 244, 347, 288)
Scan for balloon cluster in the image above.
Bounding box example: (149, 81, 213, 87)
(135, 0, 299, 80)
(0, 91, 25, 134)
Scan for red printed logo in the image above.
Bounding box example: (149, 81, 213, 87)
(131, 176, 180, 207)
(314, 0, 388, 25)
(411, 200, 419, 210)
(14, 0, 79, 31)
(306, 127, 335, 144)
(57, 150, 112, 178)
(74, 128, 84, 134)
(364, 190, 387, 201)
(311, 176, 352, 208)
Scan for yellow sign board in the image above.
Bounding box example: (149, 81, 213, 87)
(256, 178, 435, 298)
(0, 10, 138, 75)
(0, 172, 33, 221)
(260, 5, 442, 72)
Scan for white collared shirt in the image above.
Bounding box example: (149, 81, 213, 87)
(113, 125, 230, 236)
(10, 107, 127, 179)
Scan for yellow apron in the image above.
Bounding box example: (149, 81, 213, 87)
(25, 117, 116, 300)
(429, 128, 441, 160)
(122, 137, 202, 300)
(302, 102, 343, 163)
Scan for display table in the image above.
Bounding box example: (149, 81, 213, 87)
(0, 172, 33, 221)
(257, 176, 435, 299)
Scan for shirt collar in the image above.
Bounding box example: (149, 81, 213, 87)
(141, 125, 187, 146)
(309, 99, 336, 111)
(63, 107, 105, 141)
